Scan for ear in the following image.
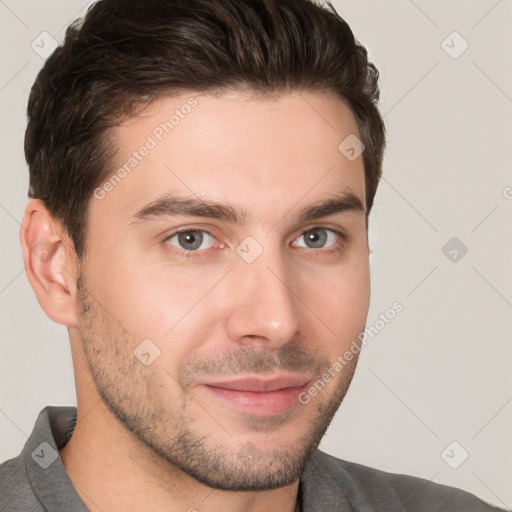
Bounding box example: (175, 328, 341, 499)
(20, 199, 79, 326)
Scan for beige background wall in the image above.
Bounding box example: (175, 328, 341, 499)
(0, 0, 510, 508)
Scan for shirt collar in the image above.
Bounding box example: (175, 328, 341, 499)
(22, 405, 89, 512)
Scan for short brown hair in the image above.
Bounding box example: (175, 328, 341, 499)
(25, 0, 385, 258)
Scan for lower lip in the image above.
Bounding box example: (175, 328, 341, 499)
(201, 384, 309, 417)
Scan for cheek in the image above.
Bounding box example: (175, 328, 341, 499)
(301, 256, 370, 350)
(90, 258, 222, 354)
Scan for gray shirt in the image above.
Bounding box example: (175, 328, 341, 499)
(0, 406, 508, 511)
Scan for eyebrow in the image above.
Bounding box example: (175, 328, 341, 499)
(131, 190, 365, 225)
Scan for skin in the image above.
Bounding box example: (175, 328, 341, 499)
(21, 90, 370, 512)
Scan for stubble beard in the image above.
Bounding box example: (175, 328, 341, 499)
(75, 270, 361, 491)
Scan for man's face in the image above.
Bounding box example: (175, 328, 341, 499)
(75, 90, 370, 490)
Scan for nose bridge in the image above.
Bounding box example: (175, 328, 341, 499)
(226, 242, 300, 346)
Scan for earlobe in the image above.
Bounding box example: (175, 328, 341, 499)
(20, 199, 79, 327)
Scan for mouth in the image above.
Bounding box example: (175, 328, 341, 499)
(197, 374, 313, 417)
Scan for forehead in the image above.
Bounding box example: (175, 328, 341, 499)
(93, 90, 365, 227)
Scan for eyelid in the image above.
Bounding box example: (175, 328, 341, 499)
(162, 225, 221, 242)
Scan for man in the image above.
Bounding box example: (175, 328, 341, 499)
(0, 0, 507, 511)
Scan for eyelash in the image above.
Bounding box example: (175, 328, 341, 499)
(163, 226, 348, 259)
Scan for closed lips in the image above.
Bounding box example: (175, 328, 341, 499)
(200, 375, 312, 392)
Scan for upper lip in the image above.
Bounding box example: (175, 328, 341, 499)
(201, 374, 312, 392)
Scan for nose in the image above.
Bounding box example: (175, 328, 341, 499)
(225, 248, 300, 350)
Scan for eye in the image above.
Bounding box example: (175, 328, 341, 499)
(293, 227, 340, 249)
(165, 229, 216, 251)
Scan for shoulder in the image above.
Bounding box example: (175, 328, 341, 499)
(303, 450, 508, 511)
(0, 454, 45, 511)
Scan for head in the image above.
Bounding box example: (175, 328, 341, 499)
(21, 0, 385, 492)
